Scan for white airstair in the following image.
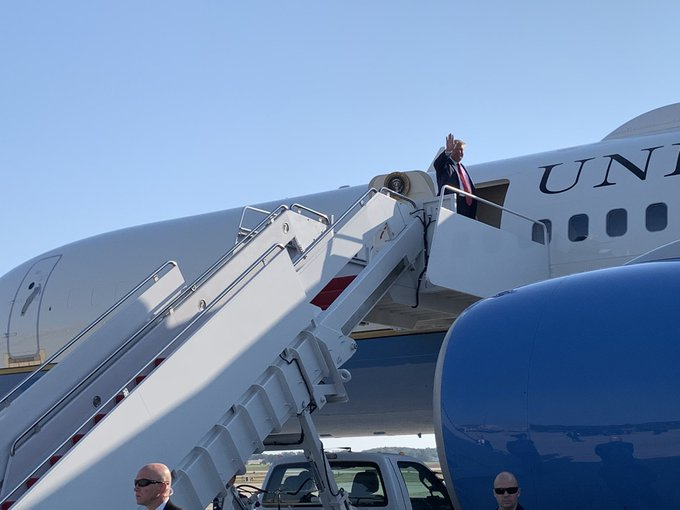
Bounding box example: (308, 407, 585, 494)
(0, 188, 425, 510)
(350, 185, 551, 333)
(424, 187, 550, 297)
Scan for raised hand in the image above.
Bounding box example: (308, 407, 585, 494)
(445, 133, 456, 153)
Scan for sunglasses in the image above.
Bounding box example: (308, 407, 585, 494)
(134, 478, 167, 488)
(494, 487, 519, 495)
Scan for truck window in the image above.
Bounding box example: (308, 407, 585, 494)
(397, 461, 453, 510)
(262, 461, 387, 507)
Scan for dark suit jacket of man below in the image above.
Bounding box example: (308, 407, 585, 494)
(162, 500, 183, 510)
(434, 150, 477, 219)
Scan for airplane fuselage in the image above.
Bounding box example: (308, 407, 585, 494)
(2, 115, 680, 420)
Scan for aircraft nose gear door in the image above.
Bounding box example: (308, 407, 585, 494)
(6, 255, 61, 365)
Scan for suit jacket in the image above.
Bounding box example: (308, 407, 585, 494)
(433, 150, 477, 219)
(162, 500, 183, 510)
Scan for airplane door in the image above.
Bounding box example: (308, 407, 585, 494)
(6, 255, 61, 363)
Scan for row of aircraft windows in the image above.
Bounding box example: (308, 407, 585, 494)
(531, 202, 669, 243)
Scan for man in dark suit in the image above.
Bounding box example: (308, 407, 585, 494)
(134, 462, 183, 510)
(493, 471, 524, 510)
(433, 133, 477, 219)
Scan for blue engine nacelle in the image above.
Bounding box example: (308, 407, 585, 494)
(435, 261, 680, 509)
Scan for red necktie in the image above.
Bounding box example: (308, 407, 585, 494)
(456, 163, 473, 205)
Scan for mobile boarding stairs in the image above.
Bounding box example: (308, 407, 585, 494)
(0, 177, 549, 509)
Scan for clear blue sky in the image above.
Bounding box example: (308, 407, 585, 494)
(2, 1, 678, 277)
(1, 1, 678, 449)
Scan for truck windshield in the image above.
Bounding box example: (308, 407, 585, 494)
(262, 461, 387, 507)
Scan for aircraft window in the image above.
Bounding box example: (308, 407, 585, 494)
(646, 202, 668, 232)
(532, 219, 552, 244)
(606, 208, 627, 237)
(568, 214, 589, 242)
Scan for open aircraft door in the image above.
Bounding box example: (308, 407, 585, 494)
(5, 255, 61, 365)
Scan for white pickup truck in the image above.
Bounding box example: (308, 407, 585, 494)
(254, 451, 454, 510)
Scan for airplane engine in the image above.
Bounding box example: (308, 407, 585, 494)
(434, 260, 680, 509)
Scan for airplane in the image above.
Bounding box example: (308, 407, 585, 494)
(1, 102, 680, 508)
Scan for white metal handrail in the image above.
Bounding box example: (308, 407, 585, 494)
(2, 242, 290, 507)
(439, 185, 549, 245)
(0, 260, 178, 410)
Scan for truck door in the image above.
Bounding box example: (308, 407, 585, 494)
(6, 255, 61, 364)
(397, 461, 453, 510)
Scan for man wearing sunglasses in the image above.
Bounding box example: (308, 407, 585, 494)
(493, 471, 523, 510)
(134, 463, 183, 510)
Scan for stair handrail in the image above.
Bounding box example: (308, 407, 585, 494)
(288, 203, 331, 224)
(98, 189, 385, 419)
(8, 203, 297, 456)
(439, 185, 549, 244)
(124, 190, 395, 409)
(291, 187, 412, 269)
(1, 243, 290, 506)
(1, 200, 287, 411)
(378, 187, 417, 208)
(235, 206, 274, 244)
(194, 205, 287, 287)
(2, 187, 413, 506)
(1, 203, 290, 411)
(0, 260, 179, 410)
(2, 201, 332, 504)
(237, 205, 330, 245)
